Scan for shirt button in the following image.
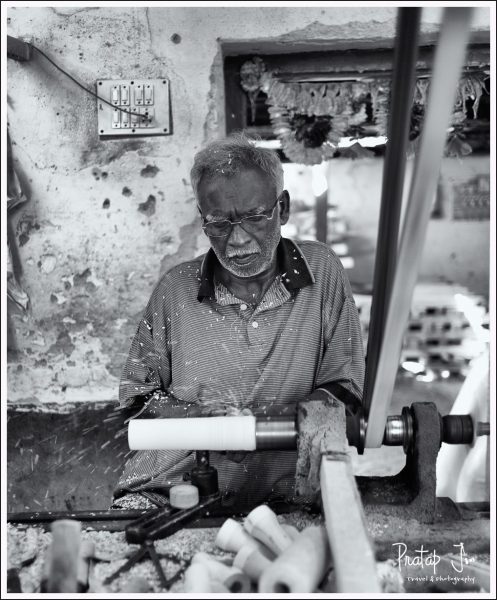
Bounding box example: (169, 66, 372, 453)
(240, 304, 247, 311)
(252, 321, 259, 328)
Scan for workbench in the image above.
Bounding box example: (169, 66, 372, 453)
(8, 506, 490, 593)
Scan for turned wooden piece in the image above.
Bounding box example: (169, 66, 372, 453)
(215, 517, 274, 558)
(192, 552, 251, 593)
(244, 505, 293, 556)
(183, 562, 211, 593)
(46, 520, 82, 593)
(258, 526, 330, 593)
(233, 544, 272, 582)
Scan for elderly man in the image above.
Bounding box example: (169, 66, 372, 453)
(113, 135, 364, 509)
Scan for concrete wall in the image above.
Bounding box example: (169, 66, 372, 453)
(6, 7, 490, 405)
(326, 156, 490, 297)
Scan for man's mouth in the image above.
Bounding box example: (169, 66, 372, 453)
(229, 253, 258, 265)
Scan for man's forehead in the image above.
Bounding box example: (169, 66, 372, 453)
(199, 168, 272, 192)
(197, 169, 276, 212)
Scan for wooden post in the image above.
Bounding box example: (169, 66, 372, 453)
(366, 7, 474, 447)
(320, 457, 380, 592)
(315, 190, 328, 244)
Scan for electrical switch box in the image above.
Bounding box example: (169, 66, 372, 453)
(97, 78, 170, 137)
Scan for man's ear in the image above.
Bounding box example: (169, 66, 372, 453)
(279, 190, 290, 226)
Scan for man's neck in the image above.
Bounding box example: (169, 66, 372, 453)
(215, 260, 279, 305)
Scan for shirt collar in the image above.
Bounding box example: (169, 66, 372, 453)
(197, 237, 315, 302)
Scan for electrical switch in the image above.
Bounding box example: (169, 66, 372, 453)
(130, 108, 139, 127)
(144, 84, 154, 105)
(98, 78, 170, 137)
(121, 109, 130, 128)
(135, 85, 144, 105)
(111, 85, 120, 105)
(121, 85, 129, 105)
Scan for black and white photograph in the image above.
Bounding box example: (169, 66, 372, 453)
(2, 1, 495, 595)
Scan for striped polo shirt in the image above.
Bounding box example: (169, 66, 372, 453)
(115, 238, 365, 503)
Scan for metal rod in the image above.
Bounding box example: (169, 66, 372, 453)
(383, 416, 405, 446)
(363, 8, 421, 420)
(365, 8, 474, 447)
(125, 412, 475, 455)
(255, 416, 298, 449)
(7, 509, 148, 523)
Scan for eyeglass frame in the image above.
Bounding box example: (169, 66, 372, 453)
(197, 192, 285, 238)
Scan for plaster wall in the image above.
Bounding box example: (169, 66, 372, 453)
(6, 6, 490, 405)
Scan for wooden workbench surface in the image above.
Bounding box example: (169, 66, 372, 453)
(8, 512, 320, 593)
(8, 508, 490, 593)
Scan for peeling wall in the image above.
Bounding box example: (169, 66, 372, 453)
(6, 7, 490, 405)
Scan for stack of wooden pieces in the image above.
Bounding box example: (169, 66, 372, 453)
(183, 504, 330, 593)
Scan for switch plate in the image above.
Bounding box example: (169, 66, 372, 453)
(97, 78, 170, 137)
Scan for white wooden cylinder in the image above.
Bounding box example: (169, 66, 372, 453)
(258, 526, 330, 593)
(77, 540, 95, 590)
(210, 580, 231, 593)
(169, 484, 199, 509)
(244, 505, 293, 556)
(234, 544, 272, 582)
(128, 416, 257, 450)
(215, 519, 259, 553)
(48, 520, 82, 593)
(281, 524, 299, 541)
(183, 563, 211, 593)
(192, 552, 251, 593)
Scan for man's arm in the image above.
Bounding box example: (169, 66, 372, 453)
(295, 262, 365, 496)
(118, 275, 208, 419)
(119, 278, 172, 409)
(314, 260, 365, 415)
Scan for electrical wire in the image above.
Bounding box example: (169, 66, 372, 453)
(30, 43, 150, 122)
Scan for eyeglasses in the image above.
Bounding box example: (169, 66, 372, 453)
(199, 194, 283, 238)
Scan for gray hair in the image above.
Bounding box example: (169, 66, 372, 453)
(190, 133, 284, 198)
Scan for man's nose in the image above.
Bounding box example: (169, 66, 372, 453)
(227, 222, 252, 247)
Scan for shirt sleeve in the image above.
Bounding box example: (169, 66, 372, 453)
(118, 276, 172, 408)
(315, 259, 365, 405)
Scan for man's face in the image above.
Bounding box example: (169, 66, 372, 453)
(197, 169, 288, 278)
